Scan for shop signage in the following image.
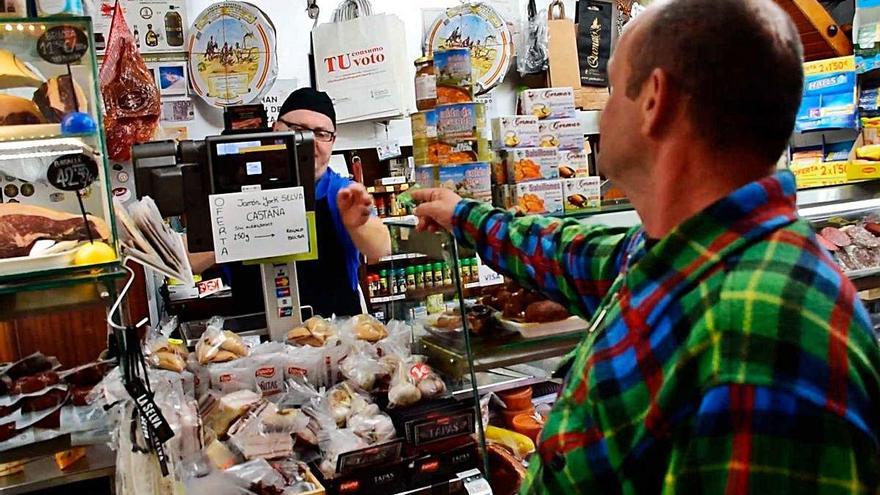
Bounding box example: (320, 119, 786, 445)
(209, 186, 309, 263)
(37, 25, 89, 64)
(47, 153, 99, 191)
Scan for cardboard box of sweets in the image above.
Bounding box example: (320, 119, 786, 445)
(558, 149, 590, 178)
(537, 118, 584, 151)
(563, 177, 601, 213)
(498, 147, 559, 183)
(520, 87, 577, 120)
(513, 180, 564, 215)
(491, 116, 539, 149)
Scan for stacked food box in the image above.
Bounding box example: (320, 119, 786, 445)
(492, 87, 600, 215)
(410, 49, 491, 202)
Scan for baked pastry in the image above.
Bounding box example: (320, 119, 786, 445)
(0, 95, 45, 126)
(352, 314, 387, 343)
(154, 351, 186, 372)
(287, 316, 336, 346)
(221, 331, 247, 356)
(524, 300, 569, 323)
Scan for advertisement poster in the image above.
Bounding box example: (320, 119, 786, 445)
(796, 56, 857, 132)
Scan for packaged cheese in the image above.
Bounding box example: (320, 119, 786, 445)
(499, 148, 559, 183)
(513, 180, 564, 215)
(563, 177, 601, 213)
(491, 116, 539, 149)
(520, 87, 576, 120)
(537, 118, 584, 151)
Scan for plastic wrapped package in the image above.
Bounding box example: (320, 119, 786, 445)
(347, 404, 396, 444)
(339, 342, 386, 392)
(280, 345, 323, 387)
(317, 427, 368, 479)
(226, 401, 309, 460)
(197, 319, 249, 365)
(99, 2, 160, 161)
(250, 343, 289, 397)
(287, 316, 337, 347)
(388, 359, 421, 408)
(518, 1, 549, 76)
(146, 317, 189, 373)
(340, 314, 389, 344)
(209, 360, 257, 395)
(323, 382, 370, 427)
(408, 356, 447, 399)
(226, 459, 288, 493)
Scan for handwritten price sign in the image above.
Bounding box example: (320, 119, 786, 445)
(47, 154, 99, 191)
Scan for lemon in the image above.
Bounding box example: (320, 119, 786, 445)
(73, 241, 116, 266)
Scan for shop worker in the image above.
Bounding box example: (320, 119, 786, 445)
(414, 0, 880, 493)
(195, 88, 391, 317)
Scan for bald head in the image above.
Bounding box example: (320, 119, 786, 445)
(623, 0, 804, 163)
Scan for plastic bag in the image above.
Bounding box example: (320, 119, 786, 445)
(324, 382, 371, 427)
(339, 342, 385, 391)
(518, 0, 549, 76)
(387, 360, 421, 408)
(227, 401, 305, 461)
(99, 2, 160, 161)
(341, 314, 388, 344)
(317, 427, 368, 479)
(210, 360, 257, 395)
(250, 343, 289, 397)
(408, 356, 446, 400)
(196, 319, 249, 365)
(287, 316, 337, 347)
(347, 404, 396, 444)
(145, 317, 188, 373)
(226, 459, 288, 493)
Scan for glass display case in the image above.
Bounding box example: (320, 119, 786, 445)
(0, 17, 119, 285)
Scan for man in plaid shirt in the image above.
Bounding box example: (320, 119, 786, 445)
(413, 0, 880, 493)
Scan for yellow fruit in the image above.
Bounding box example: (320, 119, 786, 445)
(73, 241, 116, 265)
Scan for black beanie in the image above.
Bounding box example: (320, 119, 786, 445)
(278, 87, 336, 128)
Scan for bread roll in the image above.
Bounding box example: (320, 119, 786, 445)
(0, 95, 45, 126)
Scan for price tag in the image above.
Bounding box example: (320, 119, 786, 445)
(409, 363, 432, 382)
(37, 25, 89, 64)
(476, 257, 503, 287)
(47, 154, 98, 191)
(377, 140, 402, 161)
(197, 278, 224, 298)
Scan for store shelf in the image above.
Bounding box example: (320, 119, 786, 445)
(371, 294, 406, 304)
(0, 263, 125, 296)
(368, 182, 410, 194)
(420, 330, 584, 379)
(449, 364, 556, 400)
(0, 444, 114, 495)
(372, 252, 427, 264)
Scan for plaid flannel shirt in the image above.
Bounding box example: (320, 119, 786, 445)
(452, 171, 880, 494)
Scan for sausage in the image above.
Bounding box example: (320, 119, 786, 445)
(865, 222, 880, 237)
(820, 227, 852, 248)
(525, 300, 570, 323)
(843, 225, 880, 248)
(816, 234, 839, 252)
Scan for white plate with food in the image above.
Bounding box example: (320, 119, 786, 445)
(498, 316, 587, 339)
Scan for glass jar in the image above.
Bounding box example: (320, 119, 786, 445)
(379, 269, 389, 296)
(414, 56, 437, 111)
(432, 262, 443, 287)
(415, 265, 425, 290)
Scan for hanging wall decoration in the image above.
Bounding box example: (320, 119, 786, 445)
(424, 3, 514, 95)
(186, 1, 277, 108)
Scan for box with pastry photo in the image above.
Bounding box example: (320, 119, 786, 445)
(513, 180, 564, 215)
(520, 87, 576, 121)
(498, 148, 559, 183)
(537, 118, 584, 151)
(562, 177, 601, 213)
(491, 116, 539, 149)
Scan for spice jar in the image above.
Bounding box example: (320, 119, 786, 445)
(414, 56, 438, 111)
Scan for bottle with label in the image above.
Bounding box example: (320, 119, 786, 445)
(165, 9, 184, 47)
(405, 266, 416, 292)
(375, 196, 386, 217)
(415, 265, 425, 290)
(145, 23, 159, 47)
(414, 56, 437, 111)
(422, 264, 434, 288)
(133, 25, 140, 48)
(396, 268, 407, 295)
(433, 262, 443, 288)
(443, 262, 452, 286)
(379, 269, 389, 296)
(388, 192, 399, 217)
(458, 259, 467, 284)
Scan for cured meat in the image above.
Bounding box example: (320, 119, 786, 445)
(0, 95, 46, 126)
(844, 245, 874, 271)
(865, 222, 880, 237)
(816, 234, 839, 252)
(32, 75, 88, 123)
(844, 225, 880, 248)
(820, 227, 851, 248)
(99, 3, 160, 161)
(0, 204, 110, 259)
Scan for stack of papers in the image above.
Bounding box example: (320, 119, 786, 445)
(114, 196, 194, 286)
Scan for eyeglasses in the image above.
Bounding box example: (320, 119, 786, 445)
(277, 119, 336, 142)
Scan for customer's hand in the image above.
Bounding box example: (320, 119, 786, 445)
(337, 183, 373, 230)
(412, 188, 462, 233)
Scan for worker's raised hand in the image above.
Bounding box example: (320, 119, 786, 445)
(337, 183, 373, 230)
(412, 188, 462, 233)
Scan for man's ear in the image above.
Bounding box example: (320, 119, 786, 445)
(640, 68, 675, 138)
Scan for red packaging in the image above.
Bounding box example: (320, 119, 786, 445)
(99, 2, 160, 161)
